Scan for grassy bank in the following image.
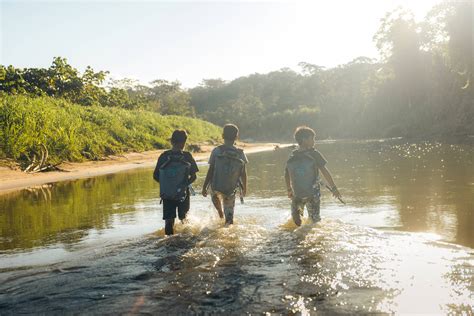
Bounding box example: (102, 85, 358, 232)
(0, 95, 221, 168)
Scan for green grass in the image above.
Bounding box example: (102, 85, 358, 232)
(0, 95, 221, 167)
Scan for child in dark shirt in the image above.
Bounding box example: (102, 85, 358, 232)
(153, 130, 199, 235)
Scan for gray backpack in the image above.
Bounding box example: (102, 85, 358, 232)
(211, 146, 245, 196)
(158, 155, 191, 201)
(286, 151, 318, 199)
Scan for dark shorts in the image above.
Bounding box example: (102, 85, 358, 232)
(162, 194, 190, 220)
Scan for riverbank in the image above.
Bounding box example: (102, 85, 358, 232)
(0, 142, 281, 195)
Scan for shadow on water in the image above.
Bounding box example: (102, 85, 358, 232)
(125, 223, 305, 314)
(0, 231, 199, 313)
(129, 221, 272, 314)
(143, 243, 261, 314)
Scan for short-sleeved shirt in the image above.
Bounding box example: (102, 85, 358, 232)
(288, 148, 327, 177)
(154, 150, 199, 181)
(208, 144, 248, 166)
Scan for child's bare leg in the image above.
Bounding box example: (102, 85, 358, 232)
(223, 194, 236, 226)
(307, 198, 321, 223)
(211, 194, 224, 219)
(291, 199, 304, 226)
(165, 218, 175, 235)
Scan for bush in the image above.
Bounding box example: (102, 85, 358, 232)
(0, 95, 221, 168)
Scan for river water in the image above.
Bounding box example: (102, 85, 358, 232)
(0, 139, 473, 314)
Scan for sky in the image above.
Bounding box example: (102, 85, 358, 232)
(1, 0, 440, 87)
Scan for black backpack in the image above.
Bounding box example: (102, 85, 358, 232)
(155, 154, 191, 201)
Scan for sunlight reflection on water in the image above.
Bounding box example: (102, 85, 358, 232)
(1, 140, 473, 313)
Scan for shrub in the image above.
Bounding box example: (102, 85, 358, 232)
(0, 95, 221, 168)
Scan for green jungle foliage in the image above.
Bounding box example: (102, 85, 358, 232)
(0, 95, 220, 167)
(190, 2, 473, 140)
(0, 57, 194, 115)
(0, 2, 472, 143)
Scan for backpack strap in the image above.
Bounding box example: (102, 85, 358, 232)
(288, 150, 314, 162)
(302, 152, 316, 162)
(289, 150, 320, 182)
(160, 153, 191, 169)
(217, 145, 245, 163)
(305, 151, 322, 184)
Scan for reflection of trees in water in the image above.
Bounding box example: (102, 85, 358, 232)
(391, 144, 474, 247)
(0, 169, 160, 251)
(311, 141, 473, 247)
(246, 149, 289, 197)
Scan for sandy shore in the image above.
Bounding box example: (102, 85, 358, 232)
(0, 143, 283, 196)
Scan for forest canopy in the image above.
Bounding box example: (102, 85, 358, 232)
(1, 1, 472, 141)
(189, 2, 472, 139)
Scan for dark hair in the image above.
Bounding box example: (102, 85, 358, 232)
(294, 126, 315, 145)
(171, 129, 187, 145)
(223, 124, 239, 141)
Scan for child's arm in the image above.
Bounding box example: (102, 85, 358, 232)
(153, 156, 163, 182)
(188, 172, 197, 185)
(319, 165, 341, 199)
(241, 165, 247, 197)
(187, 154, 199, 185)
(153, 165, 160, 182)
(201, 164, 214, 197)
(284, 167, 293, 199)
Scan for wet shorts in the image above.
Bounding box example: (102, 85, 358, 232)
(162, 194, 190, 220)
(291, 189, 321, 225)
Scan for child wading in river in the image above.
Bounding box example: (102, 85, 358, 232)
(153, 130, 199, 235)
(285, 126, 342, 225)
(202, 124, 248, 226)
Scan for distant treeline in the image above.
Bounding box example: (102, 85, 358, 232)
(190, 2, 473, 139)
(1, 1, 472, 141)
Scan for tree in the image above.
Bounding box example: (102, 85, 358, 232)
(298, 62, 325, 76)
(148, 80, 194, 116)
(374, 8, 423, 96)
(200, 78, 226, 89)
(424, 2, 473, 90)
(0, 57, 111, 106)
(0, 66, 27, 95)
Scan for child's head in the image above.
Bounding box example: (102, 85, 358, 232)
(171, 129, 187, 149)
(294, 126, 316, 148)
(223, 124, 239, 143)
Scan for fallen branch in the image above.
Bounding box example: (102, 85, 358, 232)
(24, 144, 66, 173)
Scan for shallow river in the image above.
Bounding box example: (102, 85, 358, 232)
(1, 139, 473, 314)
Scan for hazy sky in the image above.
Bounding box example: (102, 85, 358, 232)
(1, 0, 440, 87)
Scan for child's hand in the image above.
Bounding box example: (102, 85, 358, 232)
(201, 188, 208, 197)
(287, 190, 293, 199)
